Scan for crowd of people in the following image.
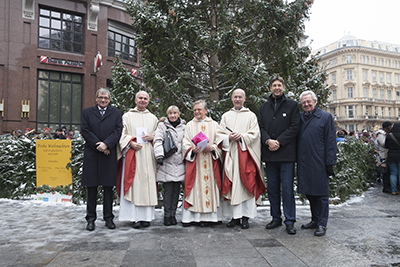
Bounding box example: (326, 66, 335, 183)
(335, 121, 400, 196)
(11, 127, 80, 140)
(81, 76, 337, 238)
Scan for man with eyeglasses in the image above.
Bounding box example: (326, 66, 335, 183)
(297, 90, 337, 237)
(81, 88, 123, 231)
(258, 76, 300, 235)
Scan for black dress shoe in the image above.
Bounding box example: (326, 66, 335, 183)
(301, 221, 318, 229)
(132, 221, 141, 229)
(314, 225, 326, 236)
(105, 220, 116, 229)
(286, 224, 296, 235)
(241, 217, 249, 229)
(199, 222, 206, 227)
(227, 218, 241, 228)
(170, 216, 177, 225)
(164, 216, 171, 226)
(86, 221, 95, 231)
(182, 222, 191, 227)
(141, 221, 150, 227)
(265, 220, 282, 229)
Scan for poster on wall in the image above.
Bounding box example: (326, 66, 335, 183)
(36, 140, 72, 187)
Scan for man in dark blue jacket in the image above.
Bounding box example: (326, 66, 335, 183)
(81, 88, 123, 231)
(297, 90, 337, 237)
(258, 76, 300, 235)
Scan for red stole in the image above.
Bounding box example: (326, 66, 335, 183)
(117, 137, 136, 197)
(223, 142, 266, 202)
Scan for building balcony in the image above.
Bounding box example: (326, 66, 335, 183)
(334, 115, 400, 121)
(329, 97, 399, 105)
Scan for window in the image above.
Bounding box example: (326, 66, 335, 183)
(348, 106, 353, 118)
(373, 89, 377, 98)
(380, 89, 384, 99)
(333, 107, 336, 116)
(397, 91, 400, 100)
(388, 90, 392, 100)
(347, 70, 352, 80)
(380, 58, 383, 66)
(366, 106, 369, 116)
(372, 57, 376, 65)
(380, 73, 384, 83)
(361, 55, 364, 63)
(364, 87, 368, 97)
(388, 74, 391, 83)
(108, 21, 137, 62)
(346, 55, 352, 63)
(38, 7, 83, 53)
(396, 75, 399, 84)
(332, 90, 337, 100)
(373, 72, 377, 82)
(365, 56, 368, 64)
(347, 87, 353, 98)
(349, 125, 354, 131)
(330, 60, 333, 67)
(389, 107, 391, 118)
(381, 107, 384, 117)
(356, 124, 359, 131)
(363, 71, 367, 80)
(387, 59, 390, 67)
(345, 106, 347, 117)
(332, 73, 336, 83)
(323, 62, 326, 69)
(37, 70, 82, 132)
(334, 58, 337, 66)
(355, 105, 358, 116)
(374, 106, 377, 116)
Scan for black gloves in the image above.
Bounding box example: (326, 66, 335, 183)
(326, 165, 335, 176)
(156, 158, 163, 166)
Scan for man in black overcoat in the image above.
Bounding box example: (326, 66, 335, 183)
(297, 90, 337, 237)
(81, 88, 123, 231)
(258, 76, 300, 235)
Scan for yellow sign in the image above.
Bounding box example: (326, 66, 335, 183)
(36, 140, 72, 187)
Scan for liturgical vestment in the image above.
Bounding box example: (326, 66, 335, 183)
(216, 107, 266, 219)
(182, 117, 222, 223)
(117, 108, 158, 222)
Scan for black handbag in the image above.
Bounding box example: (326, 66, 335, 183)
(163, 129, 177, 158)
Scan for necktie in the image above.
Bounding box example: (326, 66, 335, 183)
(100, 110, 105, 117)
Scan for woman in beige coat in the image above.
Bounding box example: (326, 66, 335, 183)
(153, 106, 186, 226)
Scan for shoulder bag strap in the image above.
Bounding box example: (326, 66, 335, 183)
(390, 132, 400, 147)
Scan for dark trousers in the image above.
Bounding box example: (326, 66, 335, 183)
(265, 162, 296, 225)
(163, 182, 181, 217)
(86, 186, 114, 223)
(306, 195, 329, 227)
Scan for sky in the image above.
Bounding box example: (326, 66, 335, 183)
(304, 0, 400, 51)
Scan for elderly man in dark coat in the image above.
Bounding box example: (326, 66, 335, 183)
(297, 90, 337, 237)
(81, 88, 123, 231)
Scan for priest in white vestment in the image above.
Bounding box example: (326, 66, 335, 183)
(181, 100, 223, 227)
(117, 91, 158, 229)
(216, 89, 266, 229)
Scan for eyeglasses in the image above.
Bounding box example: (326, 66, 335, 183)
(301, 100, 314, 105)
(97, 97, 110, 100)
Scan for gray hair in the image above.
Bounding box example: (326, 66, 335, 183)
(300, 90, 318, 103)
(193, 99, 207, 110)
(166, 105, 180, 115)
(96, 88, 110, 98)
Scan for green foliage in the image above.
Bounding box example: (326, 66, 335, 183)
(119, 0, 327, 122)
(331, 138, 376, 202)
(66, 137, 86, 204)
(0, 135, 37, 199)
(36, 184, 73, 195)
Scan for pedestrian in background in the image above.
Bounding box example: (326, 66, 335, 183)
(385, 122, 400, 195)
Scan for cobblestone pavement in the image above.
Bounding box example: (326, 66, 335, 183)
(1, 184, 399, 267)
